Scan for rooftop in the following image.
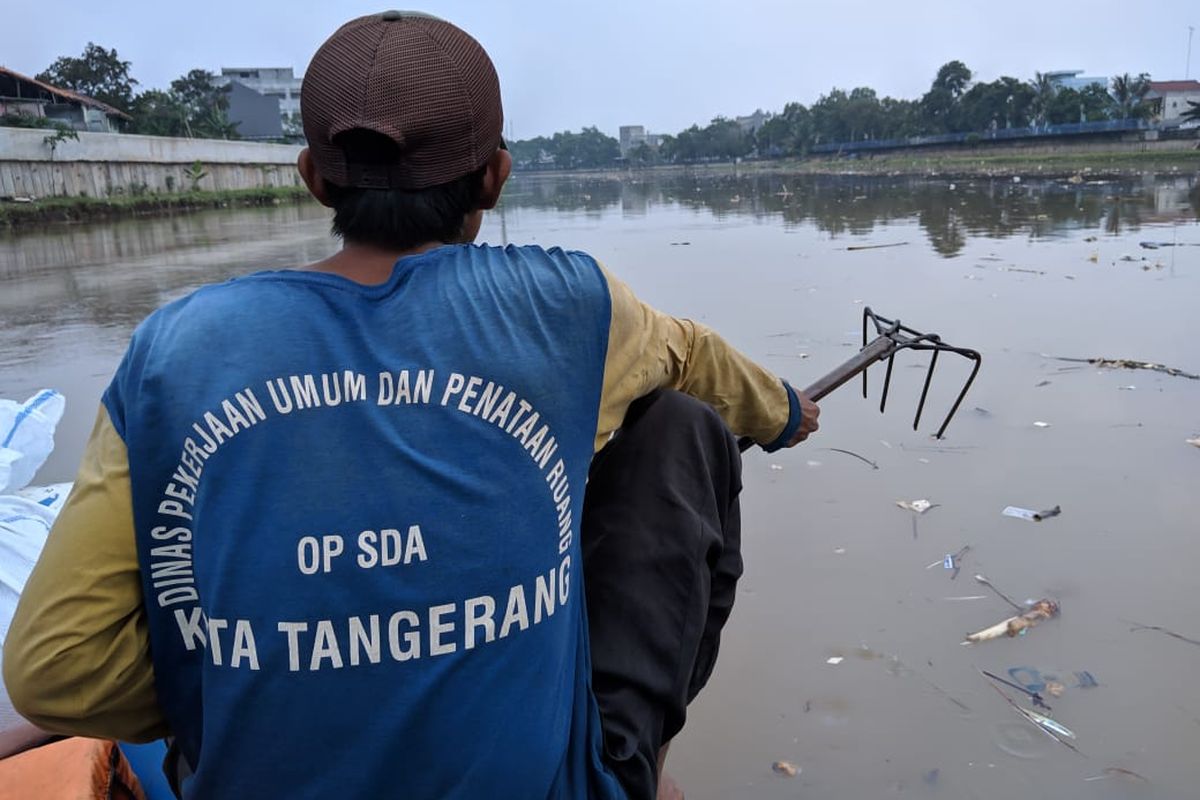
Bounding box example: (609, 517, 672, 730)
(0, 66, 132, 120)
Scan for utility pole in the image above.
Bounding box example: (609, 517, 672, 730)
(1188, 25, 1195, 78)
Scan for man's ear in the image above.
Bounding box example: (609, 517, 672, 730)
(477, 148, 512, 210)
(298, 148, 334, 208)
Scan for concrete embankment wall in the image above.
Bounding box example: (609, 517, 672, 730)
(0, 127, 304, 199)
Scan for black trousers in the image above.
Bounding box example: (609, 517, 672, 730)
(583, 390, 744, 800)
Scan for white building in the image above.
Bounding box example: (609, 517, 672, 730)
(219, 68, 302, 132)
(1146, 80, 1200, 125)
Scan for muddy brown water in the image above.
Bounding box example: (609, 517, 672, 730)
(3, 173, 1198, 798)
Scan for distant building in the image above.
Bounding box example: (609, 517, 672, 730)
(618, 125, 663, 157)
(1146, 80, 1200, 125)
(0, 66, 132, 132)
(219, 67, 302, 132)
(1042, 70, 1107, 92)
(224, 81, 283, 139)
(735, 110, 772, 134)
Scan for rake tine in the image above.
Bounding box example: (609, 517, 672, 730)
(880, 352, 896, 414)
(914, 345, 940, 430)
(934, 349, 982, 439)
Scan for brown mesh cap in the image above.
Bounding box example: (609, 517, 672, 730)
(301, 11, 503, 190)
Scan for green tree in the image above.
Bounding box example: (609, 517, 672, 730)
(1181, 100, 1200, 124)
(128, 89, 188, 136)
(37, 42, 138, 113)
(1110, 73, 1151, 119)
(170, 69, 239, 139)
(1028, 72, 1057, 125)
(933, 60, 972, 98)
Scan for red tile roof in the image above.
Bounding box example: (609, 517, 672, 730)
(0, 66, 133, 120)
(1148, 80, 1200, 93)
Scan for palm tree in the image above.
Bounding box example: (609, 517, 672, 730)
(1181, 100, 1200, 124)
(1110, 73, 1151, 119)
(1029, 72, 1057, 125)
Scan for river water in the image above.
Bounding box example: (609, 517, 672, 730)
(2, 172, 1198, 798)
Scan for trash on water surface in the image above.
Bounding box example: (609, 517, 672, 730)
(1002, 505, 1061, 522)
(826, 656, 845, 665)
(981, 669, 1052, 711)
(1051, 355, 1200, 380)
(1187, 437, 1200, 449)
(1083, 767, 1149, 783)
(833, 547, 846, 555)
(965, 599, 1060, 644)
(1005, 666, 1098, 697)
(982, 675, 1080, 753)
(1033, 421, 1051, 428)
(896, 499, 934, 514)
(771, 760, 800, 777)
(769, 464, 784, 471)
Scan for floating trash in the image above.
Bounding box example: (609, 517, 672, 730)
(826, 656, 845, 665)
(1083, 767, 1149, 783)
(965, 599, 1059, 644)
(1033, 421, 1051, 428)
(896, 499, 934, 514)
(1002, 505, 1061, 522)
(771, 760, 800, 777)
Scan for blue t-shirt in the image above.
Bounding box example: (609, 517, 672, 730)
(104, 244, 629, 799)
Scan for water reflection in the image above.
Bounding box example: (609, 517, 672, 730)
(504, 173, 1200, 256)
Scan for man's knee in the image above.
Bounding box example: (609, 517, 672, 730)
(623, 390, 737, 453)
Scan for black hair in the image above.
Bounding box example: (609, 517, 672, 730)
(325, 130, 487, 251)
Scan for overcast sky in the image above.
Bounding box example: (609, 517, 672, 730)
(7, 1, 1197, 138)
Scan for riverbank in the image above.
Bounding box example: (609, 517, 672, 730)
(0, 186, 315, 231)
(519, 146, 1200, 182)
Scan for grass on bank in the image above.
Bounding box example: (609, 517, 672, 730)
(0, 186, 316, 230)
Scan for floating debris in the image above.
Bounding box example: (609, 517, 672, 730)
(833, 547, 846, 555)
(966, 599, 1059, 644)
(1074, 671, 1099, 689)
(1083, 767, 1149, 783)
(896, 499, 935, 514)
(668, 241, 691, 246)
(1045, 680, 1066, 698)
(771, 761, 800, 777)
(981, 669, 1052, 711)
(1118, 385, 1137, 391)
(846, 241, 909, 251)
(823, 447, 879, 469)
(826, 656, 845, 665)
(1035, 380, 1051, 387)
(1187, 437, 1200, 449)
(1050, 356, 1199, 380)
(973, 574, 1025, 613)
(1001, 505, 1061, 522)
(1033, 421, 1051, 428)
(769, 464, 784, 471)
(941, 545, 970, 579)
(1003, 266, 1045, 275)
(1124, 620, 1200, 648)
(923, 767, 940, 785)
(944, 595, 988, 601)
(1083, 236, 1098, 242)
(982, 676, 1080, 754)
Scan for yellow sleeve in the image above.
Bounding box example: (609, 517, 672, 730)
(596, 263, 796, 451)
(3, 405, 168, 742)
